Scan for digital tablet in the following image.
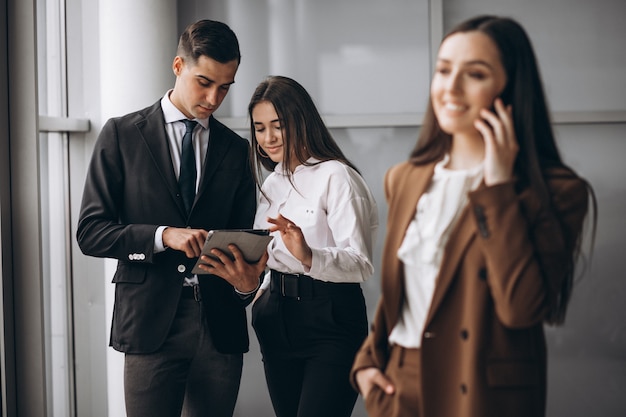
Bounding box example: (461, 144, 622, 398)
(191, 229, 273, 274)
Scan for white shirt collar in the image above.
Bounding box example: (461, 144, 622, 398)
(160, 90, 209, 129)
(273, 157, 321, 175)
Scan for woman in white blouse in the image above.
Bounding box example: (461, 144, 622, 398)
(351, 15, 594, 417)
(248, 75, 379, 417)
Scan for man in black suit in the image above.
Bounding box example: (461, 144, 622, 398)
(76, 19, 266, 417)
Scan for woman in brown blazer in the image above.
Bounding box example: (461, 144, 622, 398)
(351, 15, 595, 417)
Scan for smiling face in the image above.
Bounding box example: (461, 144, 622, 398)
(169, 55, 238, 120)
(431, 31, 507, 138)
(252, 101, 289, 167)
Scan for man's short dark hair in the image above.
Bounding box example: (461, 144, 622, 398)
(177, 19, 241, 65)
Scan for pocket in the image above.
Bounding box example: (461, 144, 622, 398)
(251, 292, 289, 351)
(364, 384, 394, 417)
(330, 291, 368, 339)
(111, 262, 147, 284)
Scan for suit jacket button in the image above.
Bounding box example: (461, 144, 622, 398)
(178, 264, 186, 273)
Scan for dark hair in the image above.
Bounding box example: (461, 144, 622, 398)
(411, 15, 595, 324)
(177, 19, 241, 65)
(248, 75, 359, 188)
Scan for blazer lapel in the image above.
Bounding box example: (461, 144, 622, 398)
(196, 116, 232, 198)
(383, 162, 436, 325)
(135, 102, 187, 216)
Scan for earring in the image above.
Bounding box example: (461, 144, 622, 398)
(257, 143, 270, 158)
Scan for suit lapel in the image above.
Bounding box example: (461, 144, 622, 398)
(383, 163, 435, 324)
(196, 116, 232, 198)
(135, 102, 187, 216)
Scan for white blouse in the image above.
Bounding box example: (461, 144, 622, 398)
(254, 158, 379, 290)
(388, 155, 484, 348)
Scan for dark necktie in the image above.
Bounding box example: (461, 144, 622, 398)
(179, 119, 197, 215)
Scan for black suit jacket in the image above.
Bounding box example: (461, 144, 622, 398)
(77, 100, 256, 354)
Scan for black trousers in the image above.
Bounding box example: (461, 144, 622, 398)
(124, 292, 243, 417)
(252, 272, 368, 417)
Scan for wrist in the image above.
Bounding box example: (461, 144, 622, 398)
(234, 274, 262, 296)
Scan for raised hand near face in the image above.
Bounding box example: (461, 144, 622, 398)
(473, 98, 519, 186)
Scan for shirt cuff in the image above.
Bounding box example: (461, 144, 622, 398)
(154, 226, 168, 253)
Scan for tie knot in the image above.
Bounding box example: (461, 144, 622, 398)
(182, 119, 197, 133)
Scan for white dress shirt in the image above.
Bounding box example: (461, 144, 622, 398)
(254, 158, 379, 290)
(154, 90, 210, 286)
(388, 155, 483, 348)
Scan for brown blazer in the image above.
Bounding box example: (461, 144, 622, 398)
(352, 161, 589, 417)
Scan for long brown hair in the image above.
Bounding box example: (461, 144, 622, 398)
(248, 76, 359, 190)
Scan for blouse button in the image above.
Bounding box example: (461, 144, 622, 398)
(177, 264, 186, 273)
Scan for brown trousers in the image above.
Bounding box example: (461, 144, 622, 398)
(364, 346, 423, 417)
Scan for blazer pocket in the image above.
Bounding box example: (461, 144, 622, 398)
(111, 262, 148, 284)
(486, 360, 540, 387)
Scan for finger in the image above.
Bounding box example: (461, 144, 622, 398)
(474, 118, 495, 152)
(198, 255, 217, 272)
(494, 101, 516, 148)
(228, 244, 245, 262)
(372, 372, 395, 394)
(267, 215, 295, 233)
(479, 108, 505, 146)
(277, 213, 295, 224)
(268, 224, 281, 233)
(266, 216, 288, 229)
(257, 250, 269, 266)
(210, 248, 234, 266)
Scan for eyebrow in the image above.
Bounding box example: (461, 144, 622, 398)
(437, 58, 495, 70)
(196, 74, 236, 86)
(253, 118, 281, 125)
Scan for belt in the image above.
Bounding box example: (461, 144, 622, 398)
(181, 285, 201, 301)
(269, 269, 359, 299)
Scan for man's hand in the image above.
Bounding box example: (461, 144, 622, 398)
(162, 227, 208, 258)
(197, 244, 269, 293)
(355, 367, 395, 400)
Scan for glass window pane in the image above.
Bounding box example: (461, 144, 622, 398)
(443, 0, 626, 112)
(37, 0, 74, 415)
(223, 0, 432, 117)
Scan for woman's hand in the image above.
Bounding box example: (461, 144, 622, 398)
(355, 367, 395, 400)
(474, 98, 519, 186)
(267, 213, 313, 268)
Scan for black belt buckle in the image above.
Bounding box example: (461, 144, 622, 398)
(273, 271, 301, 300)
